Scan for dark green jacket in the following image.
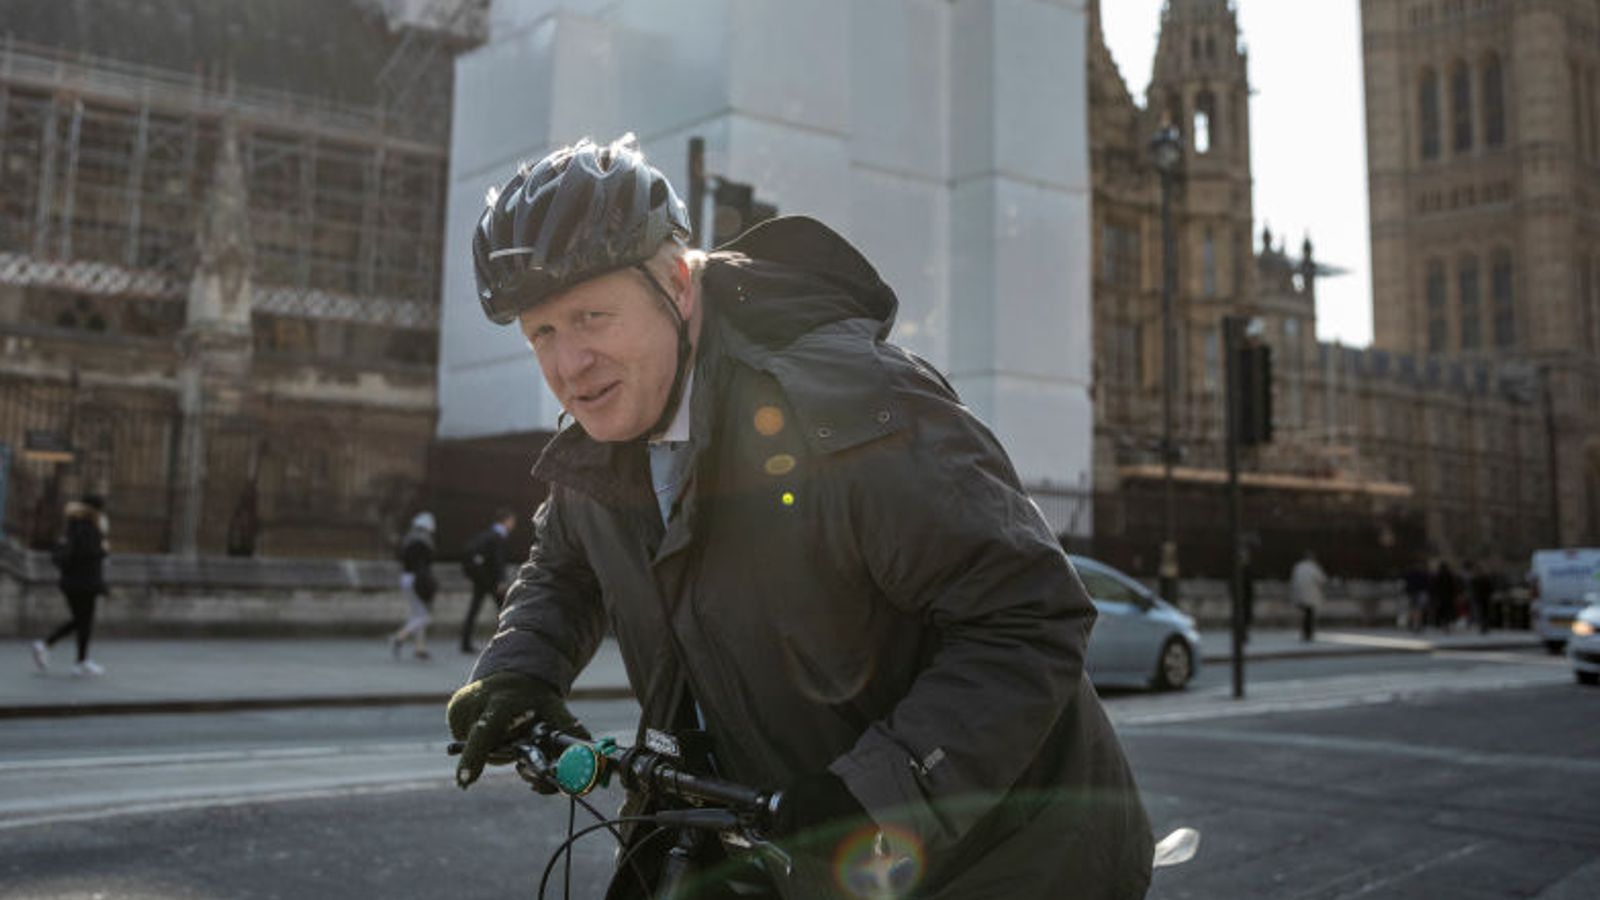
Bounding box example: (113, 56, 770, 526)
(474, 217, 1152, 898)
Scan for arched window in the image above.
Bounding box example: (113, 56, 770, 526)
(1420, 68, 1442, 161)
(1571, 60, 1586, 158)
(1426, 259, 1448, 352)
(1202, 228, 1218, 297)
(1482, 53, 1506, 148)
(1194, 90, 1217, 154)
(1452, 61, 1473, 152)
(1580, 66, 1593, 162)
(1491, 248, 1515, 348)
(1582, 253, 1598, 353)
(1458, 254, 1481, 350)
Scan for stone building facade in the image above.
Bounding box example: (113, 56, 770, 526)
(1087, 0, 1553, 576)
(0, 1, 482, 557)
(1362, 0, 1600, 546)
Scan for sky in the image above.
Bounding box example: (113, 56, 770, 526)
(1099, 0, 1373, 347)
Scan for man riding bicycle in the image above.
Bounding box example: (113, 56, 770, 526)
(448, 134, 1153, 899)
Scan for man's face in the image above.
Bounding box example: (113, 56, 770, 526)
(518, 267, 685, 443)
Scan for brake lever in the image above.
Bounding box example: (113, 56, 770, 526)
(514, 744, 560, 791)
(444, 739, 541, 771)
(747, 834, 793, 878)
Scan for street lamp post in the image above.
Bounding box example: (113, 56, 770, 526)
(1151, 126, 1183, 605)
(1540, 364, 1563, 547)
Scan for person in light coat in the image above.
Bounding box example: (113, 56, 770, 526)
(1290, 550, 1328, 642)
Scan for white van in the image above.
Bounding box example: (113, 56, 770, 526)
(1530, 548, 1600, 652)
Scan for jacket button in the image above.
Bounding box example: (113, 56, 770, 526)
(816, 427, 833, 440)
(875, 410, 891, 424)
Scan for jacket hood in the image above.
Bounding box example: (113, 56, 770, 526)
(702, 216, 899, 348)
(64, 501, 96, 521)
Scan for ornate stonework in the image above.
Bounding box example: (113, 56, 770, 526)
(1088, 0, 1556, 572)
(1361, 0, 1600, 546)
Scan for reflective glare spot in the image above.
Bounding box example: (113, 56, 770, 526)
(764, 454, 797, 476)
(753, 405, 785, 436)
(781, 491, 796, 507)
(833, 825, 925, 899)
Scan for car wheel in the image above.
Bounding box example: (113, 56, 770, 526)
(1544, 640, 1567, 655)
(1154, 638, 1193, 691)
(1577, 670, 1600, 686)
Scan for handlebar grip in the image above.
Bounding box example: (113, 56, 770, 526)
(650, 808, 742, 829)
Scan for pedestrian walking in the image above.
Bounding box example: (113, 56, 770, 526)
(30, 495, 110, 676)
(1467, 559, 1496, 635)
(389, 511, 438, 661)
(1429, 559, 1460, 631)
(459, 507, 516, 654)
(1402, 559, 1431, 633)
(1290, 549, 1327, 643)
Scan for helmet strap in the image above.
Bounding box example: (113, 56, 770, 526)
(635, 264, 693, 440)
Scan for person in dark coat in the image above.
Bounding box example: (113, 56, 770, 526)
(1430, 559, 1460, 630)
(31, 495, 109, 676)
(446, 137, 1153, 899)
(389, 512, 438, 661)
(458, 508, 516, 654)
(1402, 559, 1432, 633)
(1466, 560, 1497, 635)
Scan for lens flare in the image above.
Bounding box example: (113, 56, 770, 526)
(753, 405, 786, 436)
(832, 825, 924, 899)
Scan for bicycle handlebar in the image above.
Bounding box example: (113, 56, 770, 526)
(447, 725, 783, 832)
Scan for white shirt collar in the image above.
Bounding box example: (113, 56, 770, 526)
(649, 370, 694, 445)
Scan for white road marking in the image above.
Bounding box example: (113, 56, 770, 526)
(1110, 663, 1569, 726)
(0, 741, 447, 773)
(0, 778, 446, 831)
(1123, 726, 1600, 775)
(1284, 840, 1488, 900)
(0, 732, 636, 831)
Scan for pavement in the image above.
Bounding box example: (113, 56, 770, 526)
(1, 627, 1546, 719)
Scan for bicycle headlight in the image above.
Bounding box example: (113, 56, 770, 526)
(554, 737, 616, 796)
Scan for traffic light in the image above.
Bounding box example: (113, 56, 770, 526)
(1235, 343, 1273, 446)
(711, 178, 777, 245)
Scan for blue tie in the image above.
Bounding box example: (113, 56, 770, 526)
(647, 441, 692, 524)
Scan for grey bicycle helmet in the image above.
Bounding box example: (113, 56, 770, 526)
(472, 134, 691, 325)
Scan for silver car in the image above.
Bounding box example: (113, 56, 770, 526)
(1069, 555, 1202, 691)
(1568, 601, 1600, 686)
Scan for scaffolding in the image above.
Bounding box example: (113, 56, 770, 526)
(0, 36, 448, 350)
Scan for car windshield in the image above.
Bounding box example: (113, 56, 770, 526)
(1076, 565, 1146, 606)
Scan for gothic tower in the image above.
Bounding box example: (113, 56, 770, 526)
(1147, 0, 1257, 415)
